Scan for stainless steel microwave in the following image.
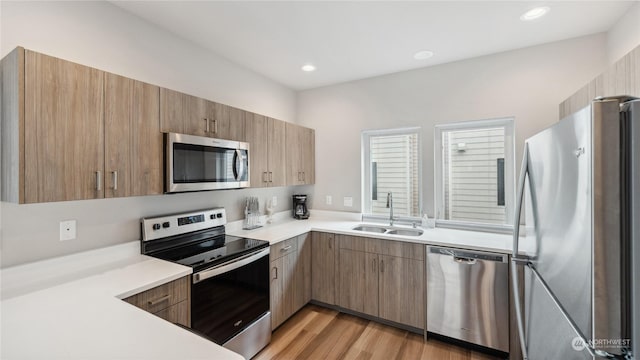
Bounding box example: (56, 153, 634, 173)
(165, 132, 250, 193)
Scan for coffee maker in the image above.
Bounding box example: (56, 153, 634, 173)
(292, 195, 310, 219)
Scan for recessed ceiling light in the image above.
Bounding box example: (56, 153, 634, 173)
(414, 50, 434, 60)
(301, 64, 316, 72)
(520, 6, 550, 21)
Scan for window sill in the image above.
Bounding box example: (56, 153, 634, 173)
(435, 220, 514, 235)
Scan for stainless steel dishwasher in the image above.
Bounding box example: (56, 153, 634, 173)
(426, 246, 509, 352)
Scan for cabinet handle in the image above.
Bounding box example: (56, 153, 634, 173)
(269, 172, 273, 182)
(303, 172, 306, 181)
(204, 118, 210, 133)
(281, 245, 292, 252)
(96, 171, 102, 191)
(273, 266, 278, 279)
(112, 171, 118, 191)
(297, 172, 301, 181)
(148, 294, 171, 306)
(262, 172, 267, 183)
(372, 258, 377, 272)
(380, 259, 384, 273)
(212, 118, 218, 134)
(328, 241, 332, 249)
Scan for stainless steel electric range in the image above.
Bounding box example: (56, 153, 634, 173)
(141, 208, 271, 359)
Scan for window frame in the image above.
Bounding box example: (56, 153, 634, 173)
(434, 117, 515, 233)
(361, 127, 423, 224)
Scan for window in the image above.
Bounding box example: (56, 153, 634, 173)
(435, 118, 515, 230)
(362, 128, 421, 220)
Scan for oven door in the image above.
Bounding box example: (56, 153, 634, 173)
(166, 132, 250, 193)
(191, 248, 270, 345)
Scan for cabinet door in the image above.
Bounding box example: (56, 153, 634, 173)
(24, 50, 104, 202)
(245, 112, 269, 187)
(311, 232, 337, 305)
(285, 123, 302, 185)
(104, 73, 162, 197)
(270, 256, 284, 330)
(213, 103, 245, 141)
(302, 127, 315, 184)
(160, 88, 208, 136)
(338, 249, 378, 317)
(267, 117, 286, 187)
(378, 255, 425, 329)
(295, 233, 312, 309)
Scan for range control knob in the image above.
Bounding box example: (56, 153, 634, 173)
(152, 223, 161, 231)
(162, 222, 170, 228)
(216, 213, 223, 219)
(210, 214, 215, 220)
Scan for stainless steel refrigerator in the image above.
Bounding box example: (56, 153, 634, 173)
(511, 96, 638, 360)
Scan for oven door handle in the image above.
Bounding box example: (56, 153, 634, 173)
(192, 247, 269, 284)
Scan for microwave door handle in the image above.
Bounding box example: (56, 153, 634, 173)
(234, 149, 245, 181)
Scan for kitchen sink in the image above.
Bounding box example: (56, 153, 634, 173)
(352, 225, 388, 233)
(351, 224, 424, 236)
(386, 228, 424, 236)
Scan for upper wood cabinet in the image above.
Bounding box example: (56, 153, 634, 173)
(159, 88, 245, 141)
(1, 48, 163, 203)
(24, 49, 105, 203)
(285, 123, 315, 185)
(104, 73, 162, 198)
(245, 113, 286, 187)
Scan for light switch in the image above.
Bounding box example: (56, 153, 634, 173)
(326, 195, 332, 205)
(343, 197, 353, 207)
(60, 220, 77, 241)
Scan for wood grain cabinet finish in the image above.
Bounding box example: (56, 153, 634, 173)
(104, 73, 162, 197)
(160, 88, 245, 141)
(285, 123, 315, 185)
(245, 112, 286, 187)
(23, 49, 105, 203)
(270, 233, 311, 330)
(337, 234, 425, 329)
(311, 232, 338, 305)
(123, 276, 190, 327)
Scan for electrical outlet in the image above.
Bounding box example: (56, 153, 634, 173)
(271, 196, 278, 207)
(326, 195, 332, 205)
(60, 220, 77, 241)
(343, 197, 353, 207)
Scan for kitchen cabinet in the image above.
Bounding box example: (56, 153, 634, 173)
(1, 48, 162, 203)
(23, 49, 104, 203)
(285, 123, 315, 185)
(270, 233, 311, 330)
(104, 73, 162, 197)
(245, 113, 286, 187)
(160, 89, 245, 141)
(311, 232, 338, 305)
(123, 276, 190, 327)
(337, 234, 425, 329)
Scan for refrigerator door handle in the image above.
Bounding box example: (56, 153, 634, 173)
(511, 142, 530, 360)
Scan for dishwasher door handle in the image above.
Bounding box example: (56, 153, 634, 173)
(454, 256, 477, 265)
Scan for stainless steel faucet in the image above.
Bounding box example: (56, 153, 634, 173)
(386, 192, 394, 226)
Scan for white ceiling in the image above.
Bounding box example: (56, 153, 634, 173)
(112, 1, 634, 90)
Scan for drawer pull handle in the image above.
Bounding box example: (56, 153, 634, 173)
(281, 245, 292, 252)
(148, 294, 171, 306)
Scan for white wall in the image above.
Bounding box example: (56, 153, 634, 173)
(0, 1, 302, 267)
(607, 2, 640, 65)
(297, 34, 608, 216)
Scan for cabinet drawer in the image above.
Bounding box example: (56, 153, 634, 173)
(339, 235, 424, 261)
(270, 237, 298, 260)
(154, 300, 190, 327)
(124, 277, 189, 313)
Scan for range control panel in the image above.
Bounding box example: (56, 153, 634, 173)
(141, 208, 227, 241)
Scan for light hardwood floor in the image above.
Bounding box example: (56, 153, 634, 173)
(255, 304, 501, 360)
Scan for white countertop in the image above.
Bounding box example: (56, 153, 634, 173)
(227, 210, 514, 254)
(1, 210, 513, 360)
(0, 241, 244, 360)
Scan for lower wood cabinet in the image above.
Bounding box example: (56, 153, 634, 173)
(270, 233, 311, 330)
(337, 235, 425, 329)
(123, 276, 190, 327)
(311, 232, 337, 305)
